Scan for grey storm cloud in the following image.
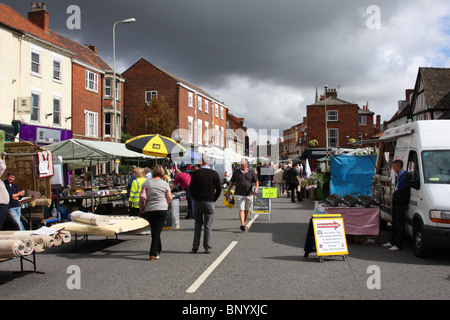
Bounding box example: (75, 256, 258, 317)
(4, 0, 450, 134)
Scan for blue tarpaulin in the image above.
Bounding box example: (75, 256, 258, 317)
(329, 154, 377, 196)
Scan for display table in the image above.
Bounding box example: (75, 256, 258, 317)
(314, 201, 380, 236)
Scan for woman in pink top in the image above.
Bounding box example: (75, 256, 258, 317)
(172, 170, 194, 219)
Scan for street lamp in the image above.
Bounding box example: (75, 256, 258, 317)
(112, 18, 136, 142)
(324, 84, 328, 168)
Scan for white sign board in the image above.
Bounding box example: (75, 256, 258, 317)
(312, 214, 348, 257)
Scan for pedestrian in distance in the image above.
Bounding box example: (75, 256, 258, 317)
(273, 163, 285, 198)
(128, 167, 146, 217)
(286, 162, 303, 203)
(4, 172, 25, 230)
(143, 165, 172, 260)
(189, 155, 222, 254)
(283, 160, 292, 198)
(171, 169, 194, 219)
(225, 158, 259, 231)
(383, 159, 411, 251)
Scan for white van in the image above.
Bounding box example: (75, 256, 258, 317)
(373, 120, 450, 257)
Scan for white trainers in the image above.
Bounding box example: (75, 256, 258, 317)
(389, 245, 400, 251)
(382, 242, 392, 247)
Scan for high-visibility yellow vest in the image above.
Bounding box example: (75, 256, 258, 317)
(129, 177, 146, 208)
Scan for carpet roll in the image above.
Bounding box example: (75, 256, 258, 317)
(0, 235, 34, 255)
(0, 239, 26, 258)
(70, 211, 110, 226)
(59, 230, 71, 243)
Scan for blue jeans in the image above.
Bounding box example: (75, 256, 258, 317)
(9, 207, 25, 230)
(193, 201, 215, 251)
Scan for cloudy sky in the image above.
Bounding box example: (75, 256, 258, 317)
(4, 0, 450, 141)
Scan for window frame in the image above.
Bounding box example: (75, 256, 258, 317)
(188, 92, 194, 108)
(328, 128, 339, 147)
(31, 51, 41, 76)
(31, 92, 40, 122)
(327, 110, 338, 122)
(52, 58, 62, 82)
(145, 91, 158, 104)
(53, 97, 61, 125)
(85, 110, 98, 137)
(188, 116, 194, 143)
(358, 115, 367, 126)
(85, 70, 99, 93)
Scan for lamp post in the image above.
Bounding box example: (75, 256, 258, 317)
(112, 18, 136, 142)
(324, 84, 328, 168)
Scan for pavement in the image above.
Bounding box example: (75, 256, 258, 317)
(0, 192, 449, 307)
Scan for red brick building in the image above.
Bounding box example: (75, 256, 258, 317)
(283, 117, 307, 158)
(306, 88, 379, 149)
(122, 58, 228, 148)
(226, 112, 247, 156)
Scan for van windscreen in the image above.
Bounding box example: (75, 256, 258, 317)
(422, 150, 450, 184)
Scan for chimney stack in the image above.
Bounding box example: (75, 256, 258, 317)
(324, 88, 337, 99)
(28, 3, 50, 32)
(86, 44, 98, 54)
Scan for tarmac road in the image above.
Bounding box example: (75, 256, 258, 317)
(0, 194, 449, 306)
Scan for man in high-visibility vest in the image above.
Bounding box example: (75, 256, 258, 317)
(129, 167, 146, 216)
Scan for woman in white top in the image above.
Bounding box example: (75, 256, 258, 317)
(143, 165, 172, 260)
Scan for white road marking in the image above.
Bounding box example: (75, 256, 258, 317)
(247, 214, 259, 229)
(186, 241, 238, 293)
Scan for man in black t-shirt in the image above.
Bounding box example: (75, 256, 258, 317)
(225, 158, 259, 231)
(286, 162, 302, 203)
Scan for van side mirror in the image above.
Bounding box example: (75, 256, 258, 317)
(405, 171, 420, 190)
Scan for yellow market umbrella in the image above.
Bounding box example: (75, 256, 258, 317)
(125, 134, 186, 158)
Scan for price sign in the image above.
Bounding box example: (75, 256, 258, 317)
(262, 187, 277, 198)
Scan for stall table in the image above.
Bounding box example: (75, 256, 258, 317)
(314, 201, 380, 236)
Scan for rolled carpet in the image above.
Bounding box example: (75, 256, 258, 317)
(59, 230, 71, 243)
(0, 231, 54, 251)
(0, 235, 34, 255)
(0, 239, 26, 258)
(70, 211, 110, 226)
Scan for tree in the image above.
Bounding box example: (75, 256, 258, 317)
(130, 96, 176, 137)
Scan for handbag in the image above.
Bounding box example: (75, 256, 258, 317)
(139, 184, 147, 214)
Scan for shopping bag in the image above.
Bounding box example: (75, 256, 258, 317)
(139, 187, 147, 214)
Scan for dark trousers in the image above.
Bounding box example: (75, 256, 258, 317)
(390, 203, 406, 249)
(146, 210, 167, 257)
(289, 183, 302, 202)
(0, 204, 8, 230)
(193, 201, 215, 251)
(185, 186, 194, 218)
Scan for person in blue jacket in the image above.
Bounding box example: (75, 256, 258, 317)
(383, 159, 411, 251)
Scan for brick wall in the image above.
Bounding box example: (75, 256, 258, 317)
(123, 59, 179, 136)
(123, 58, 228, 147)
(71, 63, 102, 139)
(306, 103, 359, 149)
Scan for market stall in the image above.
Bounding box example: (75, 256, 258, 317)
(314, 201, 380, 237)
(1, 142, 54, 229)
(46, 139, 160, 214)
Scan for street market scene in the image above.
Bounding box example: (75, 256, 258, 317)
(0, 0, 449, 310)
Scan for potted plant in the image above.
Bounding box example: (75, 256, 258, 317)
(309, 139, 318, 147)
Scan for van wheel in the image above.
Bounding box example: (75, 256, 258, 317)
(412, 221, 430, 258)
